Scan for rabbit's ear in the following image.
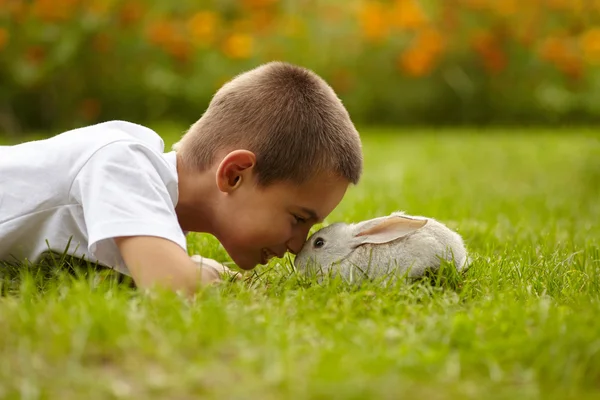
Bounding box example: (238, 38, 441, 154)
(353, 215, 427, 245)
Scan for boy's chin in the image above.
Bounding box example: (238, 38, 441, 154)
(215, 235, 258, 271)
(226, 250, 260, 271)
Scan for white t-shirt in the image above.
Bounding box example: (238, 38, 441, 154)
(0, 120, 188, 275)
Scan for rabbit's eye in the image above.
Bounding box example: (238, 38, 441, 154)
(314, 238, 325, 248)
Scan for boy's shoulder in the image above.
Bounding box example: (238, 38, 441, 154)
(1, 119, 176, 203)
(2, 120, 167, 165)
(61, 120, 166, 154)
(64, 120, 178, 191)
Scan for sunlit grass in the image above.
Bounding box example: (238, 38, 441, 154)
(1, 127, 599, 399)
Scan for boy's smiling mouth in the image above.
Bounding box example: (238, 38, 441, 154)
(261, 248, 278, 264)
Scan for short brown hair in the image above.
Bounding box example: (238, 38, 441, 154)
(174, 61, 363, 186)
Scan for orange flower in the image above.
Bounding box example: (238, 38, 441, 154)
(544, 0, 583, 13)
(559, 54, 583, 80)
(390, 0, 428, 30)
(579, 28, 600, 64)
(231, 18, 253, 33)
(415, 28, 445, 56)
(92, 32, 111, 53)
(440, 2, 458, 31)
(513, 9, 540, 47)
(87, 0, 115, 16)
(322, 5, 344, 23)
(398, 47, 436, 77)
(331, 69, 355, 94)
(241, 0, 278, 8)
(0, 28, 8, 51)
(187, 11, 219, 46)
(32, 0, 80, 22)
(147, 18, 191, 62)
(147, 19, 177, 47)
(398, 28, 445, 77)
(493, 0, 518, 16)
(539, 36, 569, 63)
(222, 33, 254, 59)
(3, 0, 27, 22)
(459, 0, 488, 10)
(358, 1, 389, 42)
(538, 35, 582, 78)
(482, 48, 506, 73)
(471, 30, 507, 73)
(118, 1, 143, 27)
(79, 98, 101, 121)
(166, 36, 191, 62)
(546, 0, 571, 9)
(251, 9, 276, 34)
(25, 46, 46, 64)
(573, 0, 585, 14)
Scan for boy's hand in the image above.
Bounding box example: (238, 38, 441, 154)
(114, 236, 232, 296)
(190, 255, 243, 282)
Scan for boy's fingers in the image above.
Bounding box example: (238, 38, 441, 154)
(190, 255, 243, 281)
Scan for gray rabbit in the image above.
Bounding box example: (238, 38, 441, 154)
(294, 211, 470, 283)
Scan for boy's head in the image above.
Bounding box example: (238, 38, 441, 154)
(175, 61, 363, 270)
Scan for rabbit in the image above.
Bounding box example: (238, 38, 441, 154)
(293, 211, 471, 283)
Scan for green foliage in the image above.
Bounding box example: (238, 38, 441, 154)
(1, 0, 600, 136)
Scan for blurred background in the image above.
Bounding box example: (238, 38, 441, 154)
(0, 0, 599, 137)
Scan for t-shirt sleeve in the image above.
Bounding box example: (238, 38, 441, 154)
(69, 140, 187, 270)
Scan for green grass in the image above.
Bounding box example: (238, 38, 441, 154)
(1, 127, 600, 399)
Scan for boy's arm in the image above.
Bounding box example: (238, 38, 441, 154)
(68, 140, 239, 294)
(114, 235, 226, 295)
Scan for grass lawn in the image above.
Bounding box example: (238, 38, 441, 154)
(1, 126, 600, 399)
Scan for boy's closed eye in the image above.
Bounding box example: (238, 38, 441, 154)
(293, 208, 321, 225)
(293, 215, 308, 224)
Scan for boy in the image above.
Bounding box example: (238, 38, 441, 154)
(0, 62, 363, 295)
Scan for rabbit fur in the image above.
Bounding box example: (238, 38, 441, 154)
(294, 211, 470, 282)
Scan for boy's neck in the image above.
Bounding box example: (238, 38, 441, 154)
(174, 153, 217, 234)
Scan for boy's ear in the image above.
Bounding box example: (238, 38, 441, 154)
(216, 150, 257, 193)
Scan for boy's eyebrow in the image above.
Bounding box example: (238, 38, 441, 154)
(301, 207, 321, 222)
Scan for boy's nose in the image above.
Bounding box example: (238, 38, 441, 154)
(286, 230, 309, 255)
(286, 243, 301, 255)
